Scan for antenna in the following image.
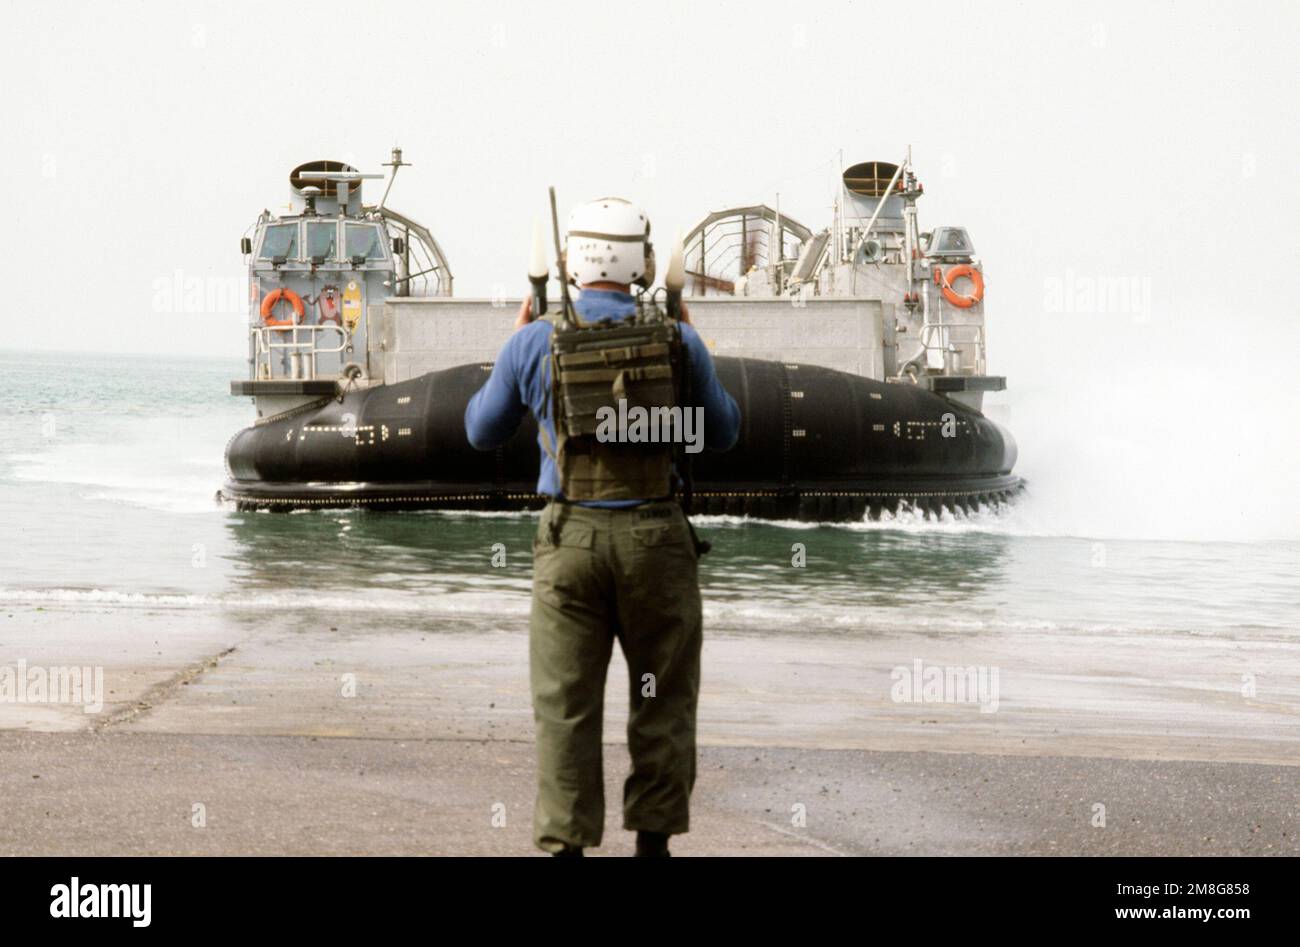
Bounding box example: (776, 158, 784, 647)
(771, 192, 782, 266)
(528, 217, 548, 317)
(378, 146, 409, 211)
(549, 187, 574, 327)
(837, 148, 845, 261)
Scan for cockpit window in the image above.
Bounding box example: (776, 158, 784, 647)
(345, 223, 386, 261)
(259, 223, 298, 260)
(936, 229, 971, 253)
(306, 222, 337, 260)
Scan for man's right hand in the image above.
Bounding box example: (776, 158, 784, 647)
(514, 295, 535, 331)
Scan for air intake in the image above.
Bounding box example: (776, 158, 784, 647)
(842, 161, 900, 198)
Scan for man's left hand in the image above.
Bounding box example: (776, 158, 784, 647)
(514, 295, 535, 331)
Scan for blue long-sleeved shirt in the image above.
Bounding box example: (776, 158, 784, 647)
(464, 289, 741, 506)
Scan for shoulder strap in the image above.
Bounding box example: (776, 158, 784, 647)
(538, 418, 559, 462)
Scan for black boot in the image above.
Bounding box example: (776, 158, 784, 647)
(635, 830, 671, 857)
(551, 844, 584, 857)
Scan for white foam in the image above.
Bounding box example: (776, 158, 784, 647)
(8, 411, 243, 514)
(0, 586, 531, 618)
(691, 497, 1062, 538)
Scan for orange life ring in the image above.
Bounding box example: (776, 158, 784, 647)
(934, 264, 984, 309)
(260, 288, 305, 326)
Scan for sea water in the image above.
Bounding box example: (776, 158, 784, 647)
(0, 349, 1295, 641)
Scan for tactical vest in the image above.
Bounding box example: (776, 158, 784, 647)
(541, 305, 683, 501)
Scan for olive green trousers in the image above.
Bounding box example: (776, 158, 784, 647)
(529, 500, 703, 853)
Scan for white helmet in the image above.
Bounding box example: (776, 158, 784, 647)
(565, 197, 655, 288)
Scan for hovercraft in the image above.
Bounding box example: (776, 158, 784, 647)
(222, 151, 1022, 520)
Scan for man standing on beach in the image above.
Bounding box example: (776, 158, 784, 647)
(464, 197, 740, 857)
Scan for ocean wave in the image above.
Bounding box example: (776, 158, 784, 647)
(692, 500, 1049, 536)
(0, 586, 530, 617)
(6, 410, 244, 514)
(1, 586, 1284, 640)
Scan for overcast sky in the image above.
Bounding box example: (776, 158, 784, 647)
(4, 0, 1298, 538)
(3, 0, 1297, 367)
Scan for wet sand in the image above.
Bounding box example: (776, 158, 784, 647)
(1, 604, 1297, 855)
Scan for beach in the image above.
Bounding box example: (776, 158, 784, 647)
(2, 602, 1296, 856)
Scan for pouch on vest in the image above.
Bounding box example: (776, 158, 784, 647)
(542, 309, 682, 501)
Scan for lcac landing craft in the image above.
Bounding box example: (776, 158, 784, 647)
(221, 150, 1022, 520)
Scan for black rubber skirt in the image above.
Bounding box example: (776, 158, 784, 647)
(222, 357, 1023, 521)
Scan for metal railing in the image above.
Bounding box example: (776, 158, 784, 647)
(682, 205, 813, 296)
(371, 205, 453, 297)
(252, 324, 348, 380)
(917, 321, 988, 376)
